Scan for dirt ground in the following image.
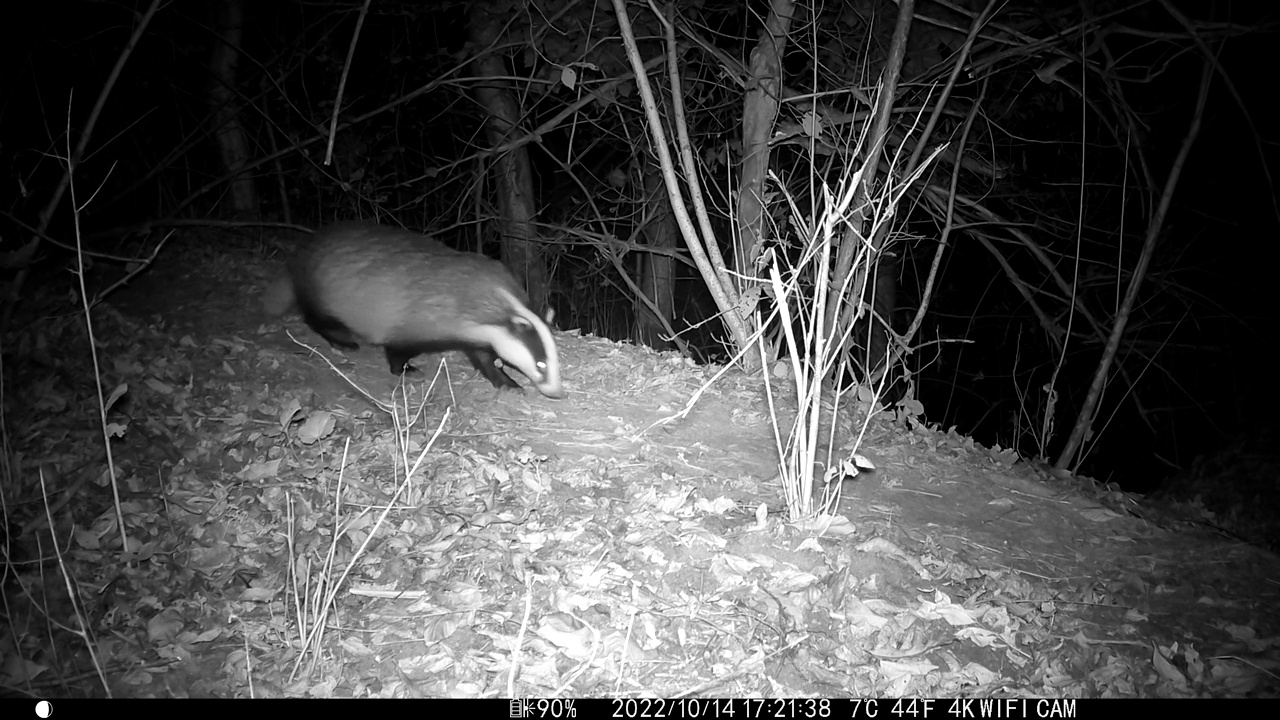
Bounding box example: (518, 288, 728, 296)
(3, 242, 1277, 698)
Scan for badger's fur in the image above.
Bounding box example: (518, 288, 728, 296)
(265, 222, 563, 398)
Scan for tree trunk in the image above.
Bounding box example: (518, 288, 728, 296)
(736, 0, 794, 286)
(208, 0, 258, 218)
(468, 0, 548, 311)
(634, 165, 676, 349)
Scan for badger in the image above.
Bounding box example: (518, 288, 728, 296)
(264, 222, 563, 398)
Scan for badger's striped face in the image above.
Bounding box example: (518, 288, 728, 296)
(475, 288, 564, 398)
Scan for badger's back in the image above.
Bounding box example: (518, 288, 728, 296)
(295, 223, 525, 346)
(266, 222, 563, 398)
